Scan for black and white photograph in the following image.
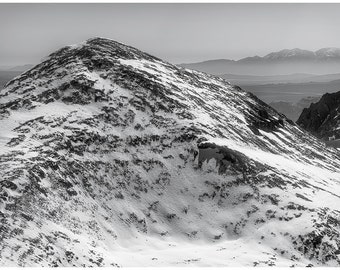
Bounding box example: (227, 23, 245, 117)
(1, 1, 340, 267)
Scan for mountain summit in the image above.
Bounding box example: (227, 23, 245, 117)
(0, 38, 340, 266)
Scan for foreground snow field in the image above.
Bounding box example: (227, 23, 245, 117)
(0, 38, 339, 266)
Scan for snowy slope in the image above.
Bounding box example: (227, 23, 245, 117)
(0, 38, 340, 267)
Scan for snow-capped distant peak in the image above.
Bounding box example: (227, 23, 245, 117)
(315, 47, 340, 58)
(263, 48, 315, 60)
(262, 47, 340, 61)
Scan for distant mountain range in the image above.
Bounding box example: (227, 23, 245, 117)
(219, 73, 340, 86)
(0, 65, 34, 88)
(0, 64, 34, 72)
(180, 48, 340, 76)
(0, 71, 22, 88)
(251, 48, 340, 61)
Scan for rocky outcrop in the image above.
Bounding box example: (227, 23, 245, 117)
(297, 91, 340, 142)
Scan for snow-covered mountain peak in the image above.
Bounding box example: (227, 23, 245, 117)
(1, 38, 340, 267)
(315, 47, 340, 58)
(261, 47, 340, 61)
(263, 48, 315, 60)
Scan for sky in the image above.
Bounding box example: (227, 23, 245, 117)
(1, 3, 340, 66)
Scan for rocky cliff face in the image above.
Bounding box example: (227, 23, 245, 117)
(0, 38, 340, 267)
(297, 91, 340, 146)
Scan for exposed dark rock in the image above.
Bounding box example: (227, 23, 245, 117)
(297, 91, 340, 142)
